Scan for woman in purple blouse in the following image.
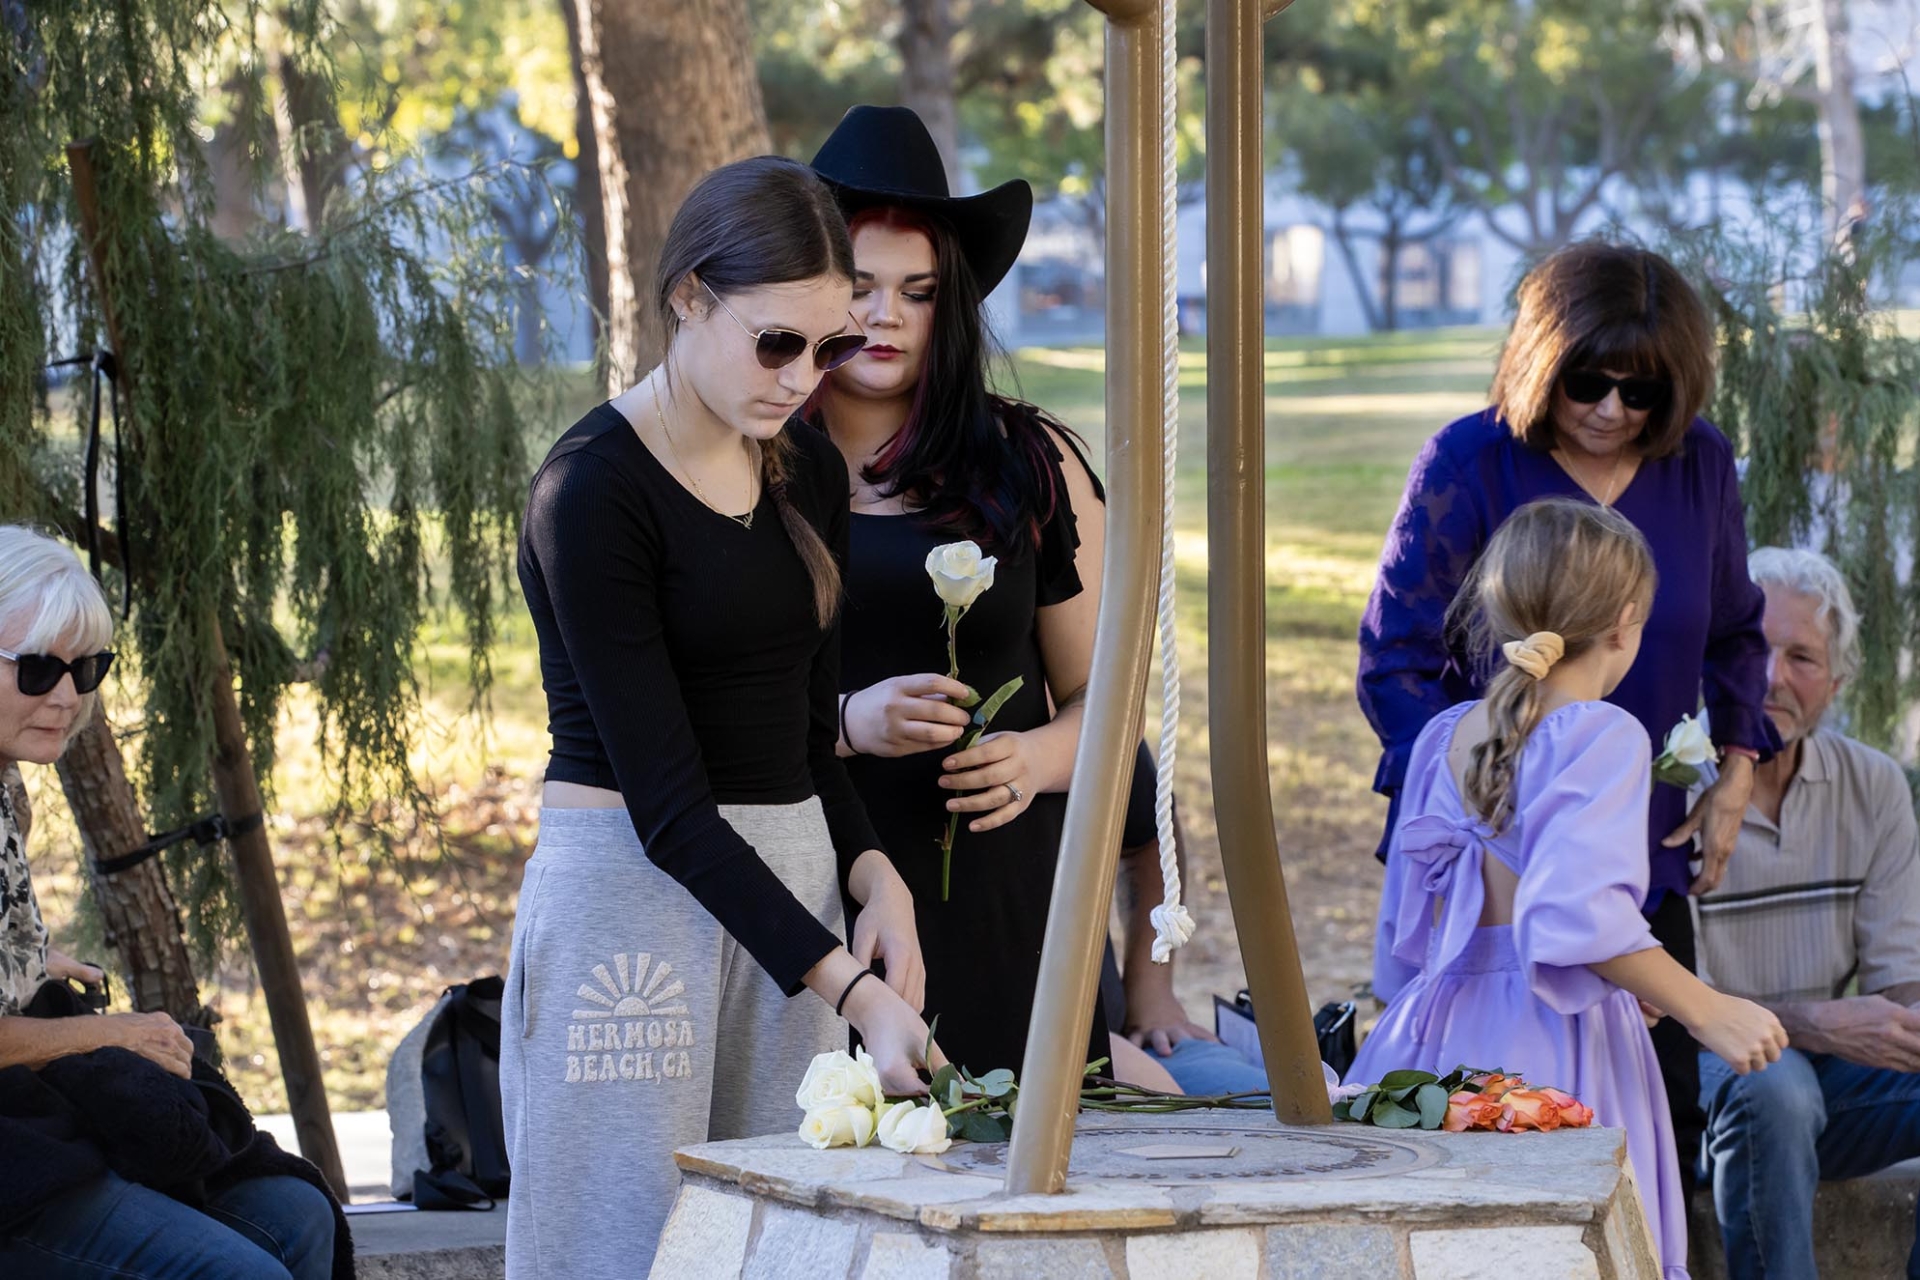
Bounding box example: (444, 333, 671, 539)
(1356, 240, 1778, 1190)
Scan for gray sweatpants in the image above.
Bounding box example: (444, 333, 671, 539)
(499, 801, 844, 1280)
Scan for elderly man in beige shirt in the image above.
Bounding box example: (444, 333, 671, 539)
(1693, 547, 1920, 1280)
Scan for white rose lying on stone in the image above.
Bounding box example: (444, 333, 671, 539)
(925, 540, 997, 611)
(798, 1102, 876, 1150)
(794, 1048, 884, 1111)
(875, 1099, 952, 1155)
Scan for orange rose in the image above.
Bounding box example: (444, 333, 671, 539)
(1496, 1089, 1563, 1132)
(1536, 1087, 1595, 1127)
(1443, 1089, 1506, 1131)
(1468, 1072, 1522, 1101)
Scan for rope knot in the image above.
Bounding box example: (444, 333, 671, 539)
(1149, 902, 1195, 964)
(1500, 630, 1565, 680)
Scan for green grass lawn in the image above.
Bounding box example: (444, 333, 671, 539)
(26, 326, 1504, 1113)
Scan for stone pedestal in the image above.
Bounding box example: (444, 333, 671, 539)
(650, 1112, 1662, 1279)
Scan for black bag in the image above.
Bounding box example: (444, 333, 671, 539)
(387, 976, 508, 1210)
(1212, 989, 1358, 1078)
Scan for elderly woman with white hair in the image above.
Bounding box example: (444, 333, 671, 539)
(0, 526, 339, 1279)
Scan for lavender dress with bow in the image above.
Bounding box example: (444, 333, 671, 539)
(1348, 700, 1687, 1279)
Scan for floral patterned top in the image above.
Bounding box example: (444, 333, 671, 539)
(0, 783, 50, 1016)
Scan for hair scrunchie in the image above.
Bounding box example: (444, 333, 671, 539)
(1501, 630, 1566, 680)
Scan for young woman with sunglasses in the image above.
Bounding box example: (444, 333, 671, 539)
(1357, 239, 1777, 1201)
(0, 525, 341, 1279)
(509, 156, 941, 1278)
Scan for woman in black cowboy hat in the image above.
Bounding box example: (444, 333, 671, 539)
(807, 106, 1206, 1087)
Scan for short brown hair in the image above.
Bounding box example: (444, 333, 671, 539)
(1490, 241, 1715, 459)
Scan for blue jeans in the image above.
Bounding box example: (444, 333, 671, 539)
(0, 1169, 335, 1279)
(1153, 1038, 1271, 1098)
(1699, 1047, 1920, 1280)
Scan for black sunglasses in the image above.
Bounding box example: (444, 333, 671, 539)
(0, 647, 115, 696)
(701, 282, 867, 371)
(1560, 369, 1671, 412)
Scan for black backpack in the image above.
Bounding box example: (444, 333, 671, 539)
(387, 976, 508, 1209)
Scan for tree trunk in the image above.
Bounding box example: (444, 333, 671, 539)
(276, 52, 351, 230)
(568, 0, 771, 392)
(1328, 208, 1383, 332)
(559, 0, 609, 378)
(1378, 227, 1401, 332)
(206, 617, 347, 1198)
(1811, 0, 1867, 246)
(55, 715, 207, 1022)
(897, 0, 961, 191)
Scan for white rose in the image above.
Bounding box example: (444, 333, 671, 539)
(1663, 713, 1714, 766)
(794, 1048, 884, 1111)
(925, 541, 997, 610)
(875, 1099, 952, 1155)
(798, 1102, 876, 1150)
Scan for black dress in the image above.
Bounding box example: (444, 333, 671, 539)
(838, 433, 1114, 1078)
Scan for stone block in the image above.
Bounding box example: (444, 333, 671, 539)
(859, 1232, 952, 1280)
(973, 1238, 1116, 1280)
(1410, 1226, 1599, 1280)
(1126, 1229, 1260, 1279)
(742, 1203, 860, 1280)
(650, 1183, 756, 1279)
(930, 1182, 1177, 1233)
(1264, 1224, 1404, 1279)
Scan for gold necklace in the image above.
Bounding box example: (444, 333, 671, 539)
(1558, 445, 1630, 507)
(652, 372, 755, 530)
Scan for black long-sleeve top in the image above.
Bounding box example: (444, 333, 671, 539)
(518, 403, 881, 995)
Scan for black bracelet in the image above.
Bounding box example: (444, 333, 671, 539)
(839, 691, 860, 756)
(835, 966, 877, 1017)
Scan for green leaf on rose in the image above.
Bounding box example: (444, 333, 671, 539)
(1652, 758, 1701, 789)
(1377, 1069, 1438, 1089)
(1372, 1101, 1422, 1128)
(976, 1068, 1016, 1098)
(956, 1110, 1011, 1143)
(971, 676, 1024, 728)
(1415, 1084, 1450, 1128)
(929, 1064, 960, 1102)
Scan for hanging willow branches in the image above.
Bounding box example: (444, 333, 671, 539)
(2, 1, 562, 945)
(1668, 209, 1920, 750)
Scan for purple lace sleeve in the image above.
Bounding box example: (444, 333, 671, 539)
(1357, 432, 1489, 799)
(1698, 428, 1781, 759)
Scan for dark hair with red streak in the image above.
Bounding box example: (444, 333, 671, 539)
(808, 204, 1077, 555)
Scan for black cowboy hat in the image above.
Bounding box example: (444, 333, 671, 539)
(809, 105, 1033, 296)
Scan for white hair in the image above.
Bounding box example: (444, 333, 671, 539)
(1748, 546, 1861, 683)
(0, 526, 115, 740)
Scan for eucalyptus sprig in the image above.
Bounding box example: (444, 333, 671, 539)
(890, 1054, 1272, 1145)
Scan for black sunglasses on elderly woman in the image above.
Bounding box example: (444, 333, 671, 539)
(1560, 369, 1672, 412)
(0, 648, 115, 696)
(700, 281, 867, 371)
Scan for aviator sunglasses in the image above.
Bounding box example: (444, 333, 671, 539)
(700, 281, 867, 371)
(1560, 369, 1672, 412)
(0, 647, 115, 697)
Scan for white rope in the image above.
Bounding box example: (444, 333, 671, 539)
(1150, 0, 1194, 965)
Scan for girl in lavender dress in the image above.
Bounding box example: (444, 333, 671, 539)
(1349, 499, 1788, 1280)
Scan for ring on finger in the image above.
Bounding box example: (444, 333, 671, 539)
(1005, 782, 1024, 804)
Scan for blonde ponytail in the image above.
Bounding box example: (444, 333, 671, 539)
(1452, 499, 1655, 829)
